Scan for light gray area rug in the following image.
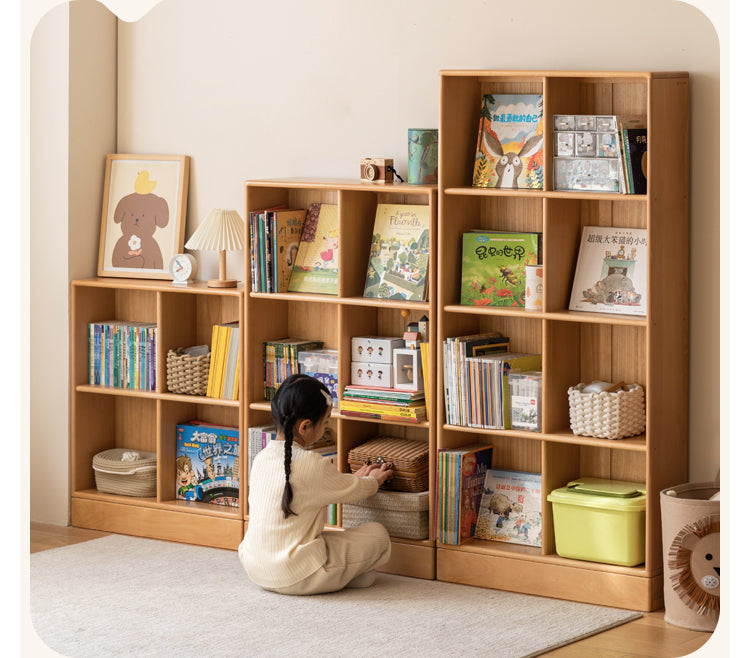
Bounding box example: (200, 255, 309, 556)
(30, 534, 641, 658)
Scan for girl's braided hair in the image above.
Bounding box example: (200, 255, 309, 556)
(270, 373, 331, 518)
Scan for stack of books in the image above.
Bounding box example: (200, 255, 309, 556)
(206, 321, 241, 400)
(340, 385, 427, 423)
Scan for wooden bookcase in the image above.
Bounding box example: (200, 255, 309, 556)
(435, 70, 689, 610)
(243, 179, 438, 579)
(69, 70, 689, 610)
(70, 279, 246, 549)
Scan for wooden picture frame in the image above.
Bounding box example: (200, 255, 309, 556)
(97, 154, 190, 279)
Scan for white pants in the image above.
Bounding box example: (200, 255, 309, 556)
(266, 522, 391, 595)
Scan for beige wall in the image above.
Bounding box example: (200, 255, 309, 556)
(28, 0, 722, 525)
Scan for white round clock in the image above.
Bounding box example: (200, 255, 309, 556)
(168, 253, 198, 285)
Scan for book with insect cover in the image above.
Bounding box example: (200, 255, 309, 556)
(459, 231, 542, 307)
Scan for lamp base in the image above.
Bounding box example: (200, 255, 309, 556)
(207, 278, 238, 288)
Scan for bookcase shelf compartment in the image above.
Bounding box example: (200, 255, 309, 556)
(436, 69, 689, 611)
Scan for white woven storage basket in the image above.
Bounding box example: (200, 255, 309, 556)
(568, 383, 646, 439)
(342, 490, 429, 540)
(93, 448, 157, 497)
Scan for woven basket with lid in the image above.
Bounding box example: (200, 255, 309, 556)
(348, 436, 429, 492)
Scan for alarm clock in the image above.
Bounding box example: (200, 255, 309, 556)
(168, 253, 198, 285)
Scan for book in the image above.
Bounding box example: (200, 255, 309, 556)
(472, 94, 544, 189)
(460, 231, 542, 307)
(287, 203, 339, 295)
(437, 444, 493, 545)
(474, 469, 542, 547)
(623, 128, 647, 194)
(568, 226, 648, 316)
(207, 322, 238, 399)
(270, 208, 306, 292)
(248, 204, 286, 292)
(221, 321, 241, 400)
(88, 320, 157, 390)
(363, 203, 430, 301)
(248, 424, 276, 474)
(420, 343, 430, 414)
(176, 421, 240, 507)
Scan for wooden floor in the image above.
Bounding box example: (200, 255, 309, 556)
(29, 522, 713, 657)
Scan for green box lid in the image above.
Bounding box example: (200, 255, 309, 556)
(547, 477, 646, 511)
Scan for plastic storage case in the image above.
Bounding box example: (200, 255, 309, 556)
(297, 349, 339, 405)
(547, 477, 646, 566)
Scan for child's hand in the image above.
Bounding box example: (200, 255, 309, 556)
(369, 462, 393, 487)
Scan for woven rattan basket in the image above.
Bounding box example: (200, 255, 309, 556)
(348, 436, 429, 492)
(342, 490, 429, 539)
(93, 448, 157, 497)
(568, 383, 646, 439)
(166, 348, 210, 395)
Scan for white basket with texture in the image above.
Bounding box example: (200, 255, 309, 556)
(342, 489, 430, 540)
(568, 383, 646, 439)
(93, 448, 157, 497)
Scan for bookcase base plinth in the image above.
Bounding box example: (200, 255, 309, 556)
(378, 539, 436, 580)
(72, 498, 244, 550)
(436, 548, 663, 612)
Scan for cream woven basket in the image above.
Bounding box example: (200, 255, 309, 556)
(342, 490, 429, 540)
(568, 383, 646, 439)
(166, 348, 211, 396)
(93, 448, 157, 497)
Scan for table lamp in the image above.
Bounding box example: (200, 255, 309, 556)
(184, 208, 244, 287)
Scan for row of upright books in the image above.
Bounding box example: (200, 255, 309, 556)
(437, 444, 542, 548)
(88, 320, 157, 390)
(249, 202, 430, 302)
(206, 321, 241, 400)
(442, 331, 541, 429)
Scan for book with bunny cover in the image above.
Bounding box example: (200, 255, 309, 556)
(363, 203, 430, 301)
(472, 94, 544, 189)
(287, 203, 339, 295)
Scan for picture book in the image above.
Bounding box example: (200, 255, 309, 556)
(363, 203, 430, 301)
(568, 226, 647, 316)
(473, 94, 544, 189)
(623, 128, 647, 194)
(460, 231, 542, 307)
(176, 421, 240, 507)
(474, 469, 542, 547)
(271, 208, 306, 292)
(437, 444, 493, 545)
(287, 203, 339, 295)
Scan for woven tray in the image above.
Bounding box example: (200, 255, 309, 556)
(342, 490, 430, 540)
(348, 436, 429, 492)
(166, 348, 210, 396)
(93, 448, 157, 497)
(568, 383, 646, 439)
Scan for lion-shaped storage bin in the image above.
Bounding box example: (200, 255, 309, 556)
(93, 448, 157, 497)
(568, 383, 645, 439)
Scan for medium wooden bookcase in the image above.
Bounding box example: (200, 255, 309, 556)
(435, 70, 689, 611)
(69, 70, 689, 610)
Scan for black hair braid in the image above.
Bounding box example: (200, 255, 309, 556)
(271, 373, 332, 519)
(281, 416, 297, 518)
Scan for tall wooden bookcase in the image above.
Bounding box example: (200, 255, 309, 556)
(69, 70, 689, 611)
(242, 179, 438, 579)
(435, 70, 689, 611)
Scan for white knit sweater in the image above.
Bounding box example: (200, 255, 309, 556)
(238, 440, 379, 588)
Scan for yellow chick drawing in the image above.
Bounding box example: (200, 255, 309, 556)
(134, 170, 157, 194)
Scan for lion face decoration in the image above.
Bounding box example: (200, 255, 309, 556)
(667, 514, 720, 617)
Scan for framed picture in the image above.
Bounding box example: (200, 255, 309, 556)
(97, 154, 190, 279)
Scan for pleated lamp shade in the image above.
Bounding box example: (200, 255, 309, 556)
(185, 209, 244, 287)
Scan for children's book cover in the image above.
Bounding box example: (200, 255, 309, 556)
(287, 203, 339, 295)
(474, 469, 542, 547)
(568, 226, 647, 316)
(623, 128, 648, 194)
(271, 208, 306, 293)
(176, 422, 240, 507)
(363, 203, 430, 301)
(473, 94, 544, 189)
(460, 231, 541, 307)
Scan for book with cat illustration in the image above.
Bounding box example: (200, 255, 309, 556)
(287, 203, 339, 295)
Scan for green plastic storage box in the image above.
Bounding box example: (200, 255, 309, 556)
(547, 477, 647, 566)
